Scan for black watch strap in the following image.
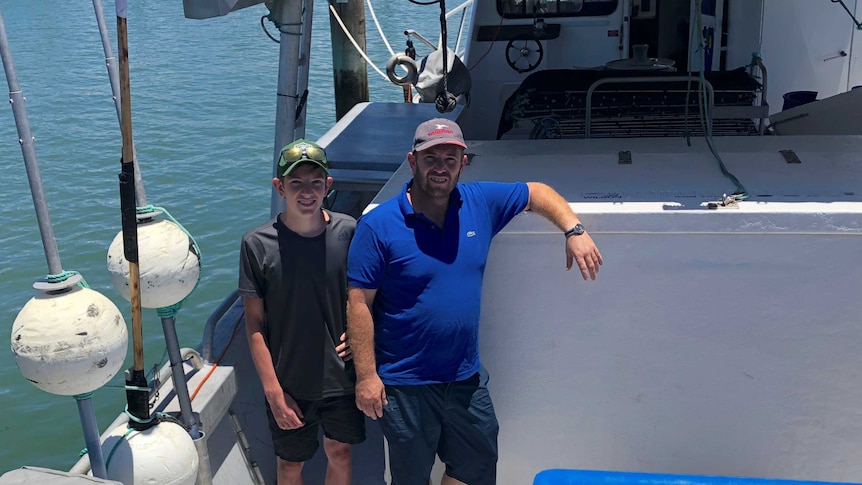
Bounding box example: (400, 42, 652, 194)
(564, 223, 585, 238)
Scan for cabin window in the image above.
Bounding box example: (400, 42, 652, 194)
(498, 0, 618, 18)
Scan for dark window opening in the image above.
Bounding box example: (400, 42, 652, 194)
(498, 0, 619, 18)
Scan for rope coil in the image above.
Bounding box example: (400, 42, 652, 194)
(45, 270, 90, 288)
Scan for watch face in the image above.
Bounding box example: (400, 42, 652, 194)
(566, 224, 585, 237)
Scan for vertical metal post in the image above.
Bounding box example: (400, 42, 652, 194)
(161, 316, 200, 438)
(0, 8, 62, 274)
(0, 12, 112, 478)
(294, 0, 314, 140)
(76, 395, 109, 478)
(269, 0, 305, 217)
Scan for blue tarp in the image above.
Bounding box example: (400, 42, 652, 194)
(535, 470, 862, 485)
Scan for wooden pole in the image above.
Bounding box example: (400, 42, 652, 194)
(92, 0, 148, 207)
(328, 0, 369, 120)
(116, 2, 151, 429)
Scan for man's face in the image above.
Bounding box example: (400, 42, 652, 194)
(274, 163, 332, 215)
(408, 144, 466, 199)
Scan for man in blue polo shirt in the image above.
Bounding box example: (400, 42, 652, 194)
(346, 118, 602, 485)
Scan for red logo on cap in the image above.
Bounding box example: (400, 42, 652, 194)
(428, 129, 455, 136)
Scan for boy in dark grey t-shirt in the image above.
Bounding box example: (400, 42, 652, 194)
(238, 139, 364, 485)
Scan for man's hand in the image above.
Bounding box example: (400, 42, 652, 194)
(355, 374, 387, 419)
(267, 390, 305, 430)
(336, 332, 353, 361)
(566, 232, 603, 280)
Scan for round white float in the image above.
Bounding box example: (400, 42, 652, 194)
(103, 421, 199, 485)
(11, 286, 128, 396)
(107, 218, 200, 309)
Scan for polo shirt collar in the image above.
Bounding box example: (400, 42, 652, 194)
(398, 179, 464, 224)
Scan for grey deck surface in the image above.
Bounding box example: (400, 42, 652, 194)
(318, 101, 460, 172)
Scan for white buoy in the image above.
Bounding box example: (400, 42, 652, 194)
(103, 421, 199, 485)
(106, 218, 200, 309)
(11, 286, 128, 396)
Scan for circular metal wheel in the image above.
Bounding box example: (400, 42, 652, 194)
(505, 37, 544, 74)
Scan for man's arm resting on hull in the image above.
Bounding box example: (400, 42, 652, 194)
(346, 285, 388, 419)
(525, 182, 603, 280)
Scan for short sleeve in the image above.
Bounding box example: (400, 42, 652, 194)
(238, 236, 264, 298)
(347, 218, 386, 290)
(477, 182, 530, 235)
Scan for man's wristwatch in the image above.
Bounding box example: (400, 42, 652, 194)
(564, 223, 586, 238)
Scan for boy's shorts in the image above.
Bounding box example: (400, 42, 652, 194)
(266, 393, 366, 462)
(380, 367, 499, 485)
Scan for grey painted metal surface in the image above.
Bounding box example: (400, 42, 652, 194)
(366, 134, 862, 484)
(0, 467, 121, 485)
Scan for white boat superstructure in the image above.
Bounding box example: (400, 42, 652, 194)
(6, 0, 862, 484)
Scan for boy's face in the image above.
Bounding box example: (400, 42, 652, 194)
(273, 163, 333, 215)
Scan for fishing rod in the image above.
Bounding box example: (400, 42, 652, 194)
(115, 0, 150, 432)
(0, 6, 126, 480)
(95, 0, 201, 442)
(91, 0, 147, 207)
(107, 5, 204, 484)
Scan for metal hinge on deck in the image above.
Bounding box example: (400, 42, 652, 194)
(780, 149, 802, 164)
(707, 194, 740, 209)
(618, 151, 632, 164)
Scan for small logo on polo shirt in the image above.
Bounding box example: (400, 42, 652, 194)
(466, 231, 476, 237)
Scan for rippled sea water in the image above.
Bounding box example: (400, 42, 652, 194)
(0, 0, 460, 473)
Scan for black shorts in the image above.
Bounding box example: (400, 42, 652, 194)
(266, 394, 366, 462)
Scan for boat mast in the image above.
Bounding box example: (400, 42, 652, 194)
(294, 0, 314, 140)
(269, 0, 309, 217)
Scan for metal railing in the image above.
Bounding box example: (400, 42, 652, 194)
(404, 0, 473, 57)
(585, 76, 715, 138)
(202, 290, 242, 364)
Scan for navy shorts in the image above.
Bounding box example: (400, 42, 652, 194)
(380, 367, 499, 485)
(266, 394, 366, 462)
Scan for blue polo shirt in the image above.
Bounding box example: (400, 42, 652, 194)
(347, 180, 529, 385)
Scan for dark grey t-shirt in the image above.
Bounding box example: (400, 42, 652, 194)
(238, 211, 356, 400)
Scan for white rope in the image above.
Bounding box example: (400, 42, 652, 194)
(328, 4, 388, 81)
(366, 0, 395, 57)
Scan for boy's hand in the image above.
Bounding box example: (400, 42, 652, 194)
(336, 332, 353, 361)
(267, 390, 304, 430)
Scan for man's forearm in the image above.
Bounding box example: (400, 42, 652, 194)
(526, 182, 581, 231)
(347, 293, 378, 380)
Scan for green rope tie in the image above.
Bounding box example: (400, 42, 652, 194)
(135, 204, 203, 319)
(73, 392, 94, 401)
(79, 412, 189, 462)
(104, 427, 136, 469)
(45, 270, 90, 288)
(124, 405, 156, 424)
